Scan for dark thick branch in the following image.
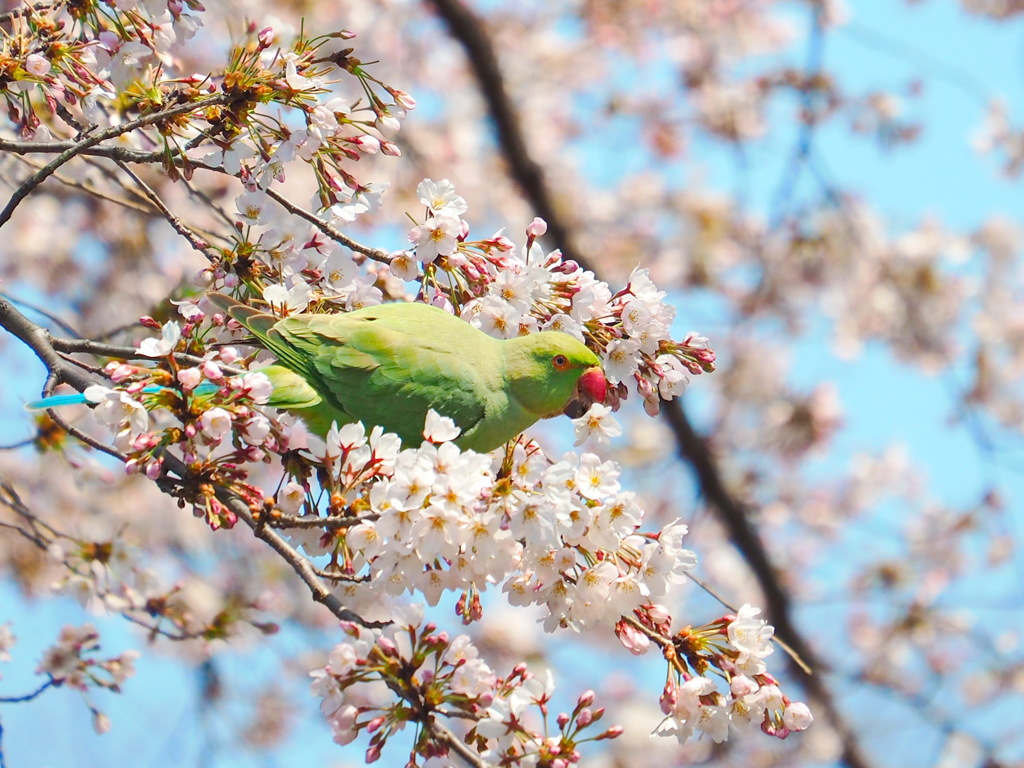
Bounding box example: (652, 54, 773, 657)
(0, 295, 97, 392)
(427, 3, 869, 767)
(423, 0, 583, 267)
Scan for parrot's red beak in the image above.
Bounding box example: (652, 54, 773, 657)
(563, 367, 608, 419)
(578, 367, 607, 405)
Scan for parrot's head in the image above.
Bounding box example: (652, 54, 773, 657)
(505, 332, 607, 419)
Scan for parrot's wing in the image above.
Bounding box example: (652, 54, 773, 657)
(274, 311, 494, 445)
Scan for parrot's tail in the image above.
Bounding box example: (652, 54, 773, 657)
(25, 383, 219, 412)
(24, 392, 91, 410)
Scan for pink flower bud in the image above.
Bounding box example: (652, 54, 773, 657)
(177, 367, 202, 391)
(92, 710, 111, 734)
(526, 217, 548, 237)
(201, 360, 223, 381)
(390, 89, 417, 110)
(380, 140, 402, 157)
(660, 681, 678, 714)
(139, 315, 161, 330)
(615, 620, 650, 656)
(375, 113, 402, 136)
(109, 364, 134, 383)
(646, 603, 671, 624)
(352, 134, 381, 154)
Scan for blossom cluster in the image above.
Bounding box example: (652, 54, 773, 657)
(310, 610, 622, 764)
(36, 623, 137, 692)
(619, 604, 813, 744)
(266, 411, 695, 635)
(39, 208, 809, 756)
(27, 623, 139, 734)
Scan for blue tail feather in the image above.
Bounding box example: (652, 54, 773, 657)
(25, 393, 90, 411)
(25, 381, 220, 412)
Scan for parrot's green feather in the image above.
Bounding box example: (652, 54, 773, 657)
(206, 292, 603, 452)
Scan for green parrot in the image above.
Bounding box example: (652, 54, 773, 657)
(206, 293, 608, 452)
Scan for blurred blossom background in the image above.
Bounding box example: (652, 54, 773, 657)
(2, 1, 1024, 767)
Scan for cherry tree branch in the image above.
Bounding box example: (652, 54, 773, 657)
(114, 160, 223, 264)
(0, 93, 233, 228)
(0, 295, 97, 393)
(0, 294, 379, 625)
(0, 140, 174, 165)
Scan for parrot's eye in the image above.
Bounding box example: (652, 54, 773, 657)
(552, 354, 569, 370)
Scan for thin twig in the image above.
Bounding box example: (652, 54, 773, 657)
(0, 438, 33, 451)
(427, 720, 489, 768)
(265, 512, 375, 530)
(770, 5, 825, 228)
(114, 160, 222, 264)
(264, 187, 391, 264)
(0, 292, 81, 337)
(51, 337, 212, 369)
(0, 93, 232, 228)
(45, 410, 127, 461)
(0, 679, 54, 704)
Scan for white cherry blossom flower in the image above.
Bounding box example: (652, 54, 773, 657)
(264, 282, 311, 314)
(389, 250, 420, 282)
(416, 178, 468, 216)
(200, 407, 233, 441)
(137, 321, 180, 357)
(603, 337, 642, 384)
(235, 189, 271, 226)
(727, 604, 775, 659)
(408, 215, 461, 262)
(572, 403, 623, 448)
